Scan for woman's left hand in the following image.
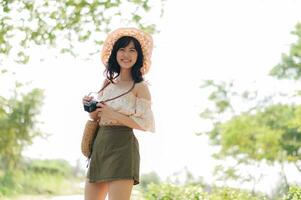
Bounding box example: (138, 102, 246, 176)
(96, 102, 120, 121)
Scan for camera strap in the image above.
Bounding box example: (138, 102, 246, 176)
(97, 79, 111, 94)
(97, 79, 136, 103)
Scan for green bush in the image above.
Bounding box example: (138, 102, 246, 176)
(17, 170, 69, 194)
(0, 159, 80, 197)
(143, 183, 268, 200)
(25, 159, 73, 177)
(140, 171, 161, 191)
(144, 183, 207, 200)
(209, 187, 266, 200)
(0, 171, 18, 196)
(282, 186, 301, 200)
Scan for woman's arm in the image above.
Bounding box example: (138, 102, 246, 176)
(96, 103, 146, 130)
(113, 111, 146, 131)
(89, 110, 100, 121)
(97, 82, 152, 131)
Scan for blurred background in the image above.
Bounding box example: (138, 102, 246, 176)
(1, 0, 301, 199)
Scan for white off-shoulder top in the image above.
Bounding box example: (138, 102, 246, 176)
(96, 81, 155, 133)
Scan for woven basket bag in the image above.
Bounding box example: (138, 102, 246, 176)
(81, 120, 99, 158)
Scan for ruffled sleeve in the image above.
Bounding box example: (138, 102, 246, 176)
(129, 97, 155, 133)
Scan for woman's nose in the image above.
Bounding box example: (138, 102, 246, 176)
(122, 51, 131, 57)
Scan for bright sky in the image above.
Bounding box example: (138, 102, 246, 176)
(3, 0, 301, 195)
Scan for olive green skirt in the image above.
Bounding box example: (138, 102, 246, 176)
(87, 125, 140, 185)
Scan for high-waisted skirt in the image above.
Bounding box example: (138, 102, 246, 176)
(87, 125, 140, 185)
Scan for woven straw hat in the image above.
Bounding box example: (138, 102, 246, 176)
(101, 27, 153, 75)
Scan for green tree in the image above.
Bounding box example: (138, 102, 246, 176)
(0, 83, 44, 170)
(200, 80, 301, 192)
(269, 21, 301, 173)
(210, 104, 300, 164)
(199, 22, 301, 193)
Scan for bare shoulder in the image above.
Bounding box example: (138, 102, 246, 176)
(134, 81, 152, 100)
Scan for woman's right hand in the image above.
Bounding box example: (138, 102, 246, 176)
(82, 95, 93, 105)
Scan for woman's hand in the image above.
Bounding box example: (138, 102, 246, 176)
(82, 95, 93, 105)
(82, 95, 99, 121)
(96, 102, 120, 121)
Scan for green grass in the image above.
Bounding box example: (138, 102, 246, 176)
(0, 159, 84, 198)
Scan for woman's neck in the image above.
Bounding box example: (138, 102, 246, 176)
(118, 70, 133, 82)
(114, 75, 134, 89)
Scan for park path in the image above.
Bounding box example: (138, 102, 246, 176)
(49, 195, 83, 200)
(49, 191, 143, 200)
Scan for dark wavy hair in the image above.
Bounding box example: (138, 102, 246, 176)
(104, 36, 144, 83)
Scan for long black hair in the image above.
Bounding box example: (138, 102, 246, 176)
(104, 36, 144, 83)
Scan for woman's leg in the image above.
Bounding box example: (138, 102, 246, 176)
(85, 179, 109, 200)
(108, 179, 134, 200)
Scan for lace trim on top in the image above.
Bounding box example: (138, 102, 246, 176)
(96, 83, 155, 132)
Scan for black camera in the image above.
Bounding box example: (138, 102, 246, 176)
(83, 100, 99, 113)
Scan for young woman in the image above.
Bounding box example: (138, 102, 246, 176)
(82, 28, 155, 200)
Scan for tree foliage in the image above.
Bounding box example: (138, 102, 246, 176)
(0, 0, 164, 63)
(283, 186, 301, 200)
(270, 22, 301, 80)
(0, 83, 44, 170)
(208, 104, 301, 165)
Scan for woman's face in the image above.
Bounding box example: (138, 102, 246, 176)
(116, 41, 138, 70)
